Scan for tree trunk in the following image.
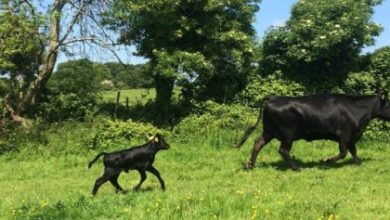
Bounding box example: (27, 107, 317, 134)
(155, 75, 175, 124)
(16, 0, 66, 115)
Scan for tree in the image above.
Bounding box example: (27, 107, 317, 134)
(260, 0, 382, 90)
(38, 59, 101, 121)
(0, 0, 115, 123)
(105, 0, 260, 118)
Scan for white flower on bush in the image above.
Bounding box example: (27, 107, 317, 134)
(319, 35, 326, 39)
(335, 24, 340, 28)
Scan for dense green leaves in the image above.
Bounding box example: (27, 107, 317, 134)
(106, 0, 260, 103)
(0, 9, 42, 74)
(261, 0, 382, 88)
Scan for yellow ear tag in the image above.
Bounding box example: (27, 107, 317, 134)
(148, 136, 154, 141)
(154, 137, 159, 142)
(381, 94, 386, 100)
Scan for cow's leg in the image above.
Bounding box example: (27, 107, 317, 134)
(147, 166, 165, 190)
(133, 169, 147, 190)
(92, 167, 118, 196)
(278, 141, 300, 171)
(321, 140, 348, 163)
(244, 133, 272, 169)
(109, 173, 125, 193)
(348, 144, 361, 165)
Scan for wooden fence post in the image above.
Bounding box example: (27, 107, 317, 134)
(114, 91, 121, 118)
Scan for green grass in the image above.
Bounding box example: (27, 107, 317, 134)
(101, 88, 181, 105)
(101, 88, 156, 105)
(1, 137, 390, 219)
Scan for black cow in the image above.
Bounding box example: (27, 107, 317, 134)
(88, 134, 170, 196)
(236, 91, 390, 171)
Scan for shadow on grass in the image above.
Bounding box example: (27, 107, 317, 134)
(255, 157, 372, 171)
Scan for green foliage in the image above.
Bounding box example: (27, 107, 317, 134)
(106, 0, 260, 103)
(92, 119, 166, 149)
(104, 62, 154, 89)
(368, 46, 390, 88)
(261, 0, 382, 88)
(38, 59, 101, 121)
(237, 71, 306, 106)
(173, 101, 257, 147)
(0, 7, 42, 74)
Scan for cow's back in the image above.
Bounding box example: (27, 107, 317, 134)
(262, 95, 376, 141)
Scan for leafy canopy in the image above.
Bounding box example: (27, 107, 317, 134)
(261, 0, 382, 85)
(105, 0, 260, 102)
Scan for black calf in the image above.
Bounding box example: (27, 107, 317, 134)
(88, 134, 170, 196)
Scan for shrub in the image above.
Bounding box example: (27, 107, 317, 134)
(172, 101, 257, 147)
(236, 71, 306, 106)
(37, 59, 101, 121)
(92, 119, 168, 149)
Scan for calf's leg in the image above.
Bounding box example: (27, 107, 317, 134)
(109, 173, 125, 193)
(133, 169, 147, 190)
(147, 166, 165, 190)
(278, 140, 300, 171)
(244, 133, 272, 169)
(92, 167, 119, 196)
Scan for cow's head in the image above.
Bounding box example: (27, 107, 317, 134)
(152, 134, 170, 150)
(375, 90, 390, 120)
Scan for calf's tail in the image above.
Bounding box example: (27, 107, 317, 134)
(88, 152, 107, 169)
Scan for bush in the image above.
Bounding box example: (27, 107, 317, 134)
(37, 59, 101, 121)
(236, 71, 306, 106)
(38, 93, 99, 121)
(92, 119, 168, 149)
(173, 101, 257, 147)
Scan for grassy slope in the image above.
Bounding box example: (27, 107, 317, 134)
(1, 138, 389, 219)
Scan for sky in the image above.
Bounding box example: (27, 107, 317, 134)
(57, 0, 390, 65)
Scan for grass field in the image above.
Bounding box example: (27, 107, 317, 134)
(101, 89, 156, 105)
(1, 137, 390, 219)
(101, 88, 181, 105)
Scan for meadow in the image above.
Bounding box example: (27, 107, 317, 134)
(1, 89, 390, 220)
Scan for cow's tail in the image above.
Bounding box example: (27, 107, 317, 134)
(235, 108, 262, 148)
(88, 152, 108, 169)
(235, 95, 272, 149)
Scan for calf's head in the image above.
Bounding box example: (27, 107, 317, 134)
(375, 90, 390, 121)
(151, 134, 170, 150)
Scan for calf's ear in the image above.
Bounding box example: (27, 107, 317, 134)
(382, 91, 388, 100)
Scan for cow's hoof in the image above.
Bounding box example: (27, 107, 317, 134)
(353, 158, 362, 165)
(243, 161, 254, 170)
(320, 158, 332, 164)
(291, 166, 301, 172)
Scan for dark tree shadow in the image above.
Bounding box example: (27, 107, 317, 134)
(253, 157, 372, 171)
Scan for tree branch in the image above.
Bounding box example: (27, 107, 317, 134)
(58, 0, 94, 44)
